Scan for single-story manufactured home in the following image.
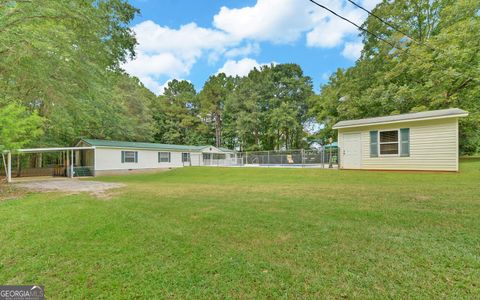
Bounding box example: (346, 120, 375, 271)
(75, 139, 235, 176)
(2, 139, 235, 182)
(333, 108, 468, 171)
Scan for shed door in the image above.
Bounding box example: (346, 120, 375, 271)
(342, 133, 361, 169)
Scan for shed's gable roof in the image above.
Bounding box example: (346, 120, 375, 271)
(80, 139, 232, 152)
(332, 108, 468, 129)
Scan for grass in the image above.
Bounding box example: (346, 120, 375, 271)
(1, 160, 479, 298)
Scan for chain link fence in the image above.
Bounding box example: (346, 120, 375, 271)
(203, 148, 339, 168)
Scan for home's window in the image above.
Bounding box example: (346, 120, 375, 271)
(122, 151, 138, 163)
(213, 153, 226, 160)
(379, 130, 399, 155)
(158, 152, 171, 163)
(203, 153, 211, 160)
(182, 152, 190, 162)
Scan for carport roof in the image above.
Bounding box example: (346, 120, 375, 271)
(332, 108, 468, 129)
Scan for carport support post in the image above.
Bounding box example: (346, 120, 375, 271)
(7, 151, 12, 183)
(70, 150, 74, 178)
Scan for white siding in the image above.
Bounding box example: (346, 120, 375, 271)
(190, 153, 202, 166)
(338, 118, 459, 171)
(94, 148, 197, 171)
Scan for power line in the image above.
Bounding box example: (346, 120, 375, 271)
(346, 0, 435, 50)
(307, 0, 402, 54)
(307, 0, 479, 85)
(347, 0, 412, 41)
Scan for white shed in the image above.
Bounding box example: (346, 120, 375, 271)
(333, 108, 468, 171)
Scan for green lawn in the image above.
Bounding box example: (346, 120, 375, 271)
(1, 160, 480, 298)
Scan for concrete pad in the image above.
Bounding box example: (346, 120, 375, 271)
(15, 179, 125, 197)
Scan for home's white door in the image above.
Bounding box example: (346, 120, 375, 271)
(342, 133, 361, 169)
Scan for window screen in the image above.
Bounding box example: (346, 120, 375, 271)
(158, 152, 171, 163)
(122, 151, 138, 163)
(213, 154, 226, 160)
(379, 130, 399, 155)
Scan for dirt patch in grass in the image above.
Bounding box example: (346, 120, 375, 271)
(14, 179, 125, 198)
(413, 195, 432, 201)
(0, 183, 27, 201)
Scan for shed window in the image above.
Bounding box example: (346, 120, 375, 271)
(158, 152, 171, 163)
(182, 153, 190, 162)
(122, 151, 138, 163)
(379, 130, 399, 155)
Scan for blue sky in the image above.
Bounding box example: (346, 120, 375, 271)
(125, 0, 379, 94)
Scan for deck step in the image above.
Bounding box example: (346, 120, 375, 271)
(74, 167, 93, 177)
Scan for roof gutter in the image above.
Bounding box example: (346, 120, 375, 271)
(92, 145, 205, 152)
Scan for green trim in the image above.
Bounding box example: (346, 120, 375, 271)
(400, 128, 410, 157)
(81, 139, 232, 153)
(370, 131, 378, 157)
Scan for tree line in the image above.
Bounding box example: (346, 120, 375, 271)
(310, 0, 480, 154)
(1, 0, 479, 155)
(155, 65, 314, 151)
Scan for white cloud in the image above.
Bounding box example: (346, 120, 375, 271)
(306, 1, 369, 48)
(122, 20, 240, 93)
(362, 0, 381, 10)
(214, 0, 380, 48)
(138, 76, 167, 95)
(123, 0, 382, 93)
(133, 21, 235, 58)
(123, 52, 188, 78)
(213, 0, 313, 44)
(224, 43, 260, 58)
(217, 58, 271, 77)
(341, 41, 364, 60)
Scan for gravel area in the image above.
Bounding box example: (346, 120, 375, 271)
(15, 179, 125, 197)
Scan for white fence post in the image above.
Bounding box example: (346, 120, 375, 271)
(70, 150, 74, 178)
(301, 149, 305, 167)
